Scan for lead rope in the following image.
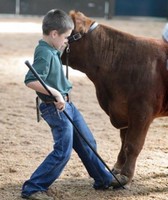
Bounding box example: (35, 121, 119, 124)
(66, 44, 70, 79)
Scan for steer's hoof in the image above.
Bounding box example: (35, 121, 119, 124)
(111, 174, 129, 189)
(112, 168, 120, 175)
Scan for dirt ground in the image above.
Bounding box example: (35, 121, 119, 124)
(0, 15, 168, 200)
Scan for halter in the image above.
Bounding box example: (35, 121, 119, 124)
(65, 21, 99, 79)
(68, 21, 99, 43)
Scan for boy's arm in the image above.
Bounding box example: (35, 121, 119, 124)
(27, 81, 65, 111)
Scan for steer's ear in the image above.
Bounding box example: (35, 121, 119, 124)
(69, 10, 94, 34)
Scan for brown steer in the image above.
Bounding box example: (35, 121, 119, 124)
(61, 11, 168, 187)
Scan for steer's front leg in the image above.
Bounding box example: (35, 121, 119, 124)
(112, 128, 128, 175)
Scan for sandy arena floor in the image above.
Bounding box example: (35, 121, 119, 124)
(0, 14, 168, 200)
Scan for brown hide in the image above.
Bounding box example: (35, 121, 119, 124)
(61, 11, 168, 186)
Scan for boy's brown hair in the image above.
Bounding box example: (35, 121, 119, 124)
(42, 9, 74, 35)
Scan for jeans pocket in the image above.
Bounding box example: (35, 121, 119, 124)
(40, 103, 63, 130)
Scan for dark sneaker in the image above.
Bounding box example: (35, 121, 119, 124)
(21, 191, 53, 200)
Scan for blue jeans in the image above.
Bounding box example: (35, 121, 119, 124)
(22, 102, 113, 196)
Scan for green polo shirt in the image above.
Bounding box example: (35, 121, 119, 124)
(24, 40, 72, 101)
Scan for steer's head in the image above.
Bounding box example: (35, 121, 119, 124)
(61, 11, 97, 75)
(69, 10, 94, 34)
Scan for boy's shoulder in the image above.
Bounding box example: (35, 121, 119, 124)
(34, 41, 59, 62)
(35, 42, 52, 56)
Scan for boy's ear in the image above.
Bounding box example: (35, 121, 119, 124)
(69, 10, 93, 34)
(50, 30, 58, 38)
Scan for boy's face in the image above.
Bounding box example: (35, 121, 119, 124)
(50, 29, 72, 50)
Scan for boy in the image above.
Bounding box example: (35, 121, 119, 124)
(21, 9, 116, 200)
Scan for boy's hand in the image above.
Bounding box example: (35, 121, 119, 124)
(54, 101, 65, 111)
(54, 95, 66, 111)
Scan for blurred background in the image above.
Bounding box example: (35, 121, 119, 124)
(0, 0, 168, 19)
